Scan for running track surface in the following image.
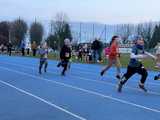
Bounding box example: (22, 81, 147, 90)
(0, 55, 160, 120)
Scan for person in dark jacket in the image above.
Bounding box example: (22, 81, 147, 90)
(92, 38, 103, 63)
(57, 38, 71, 76)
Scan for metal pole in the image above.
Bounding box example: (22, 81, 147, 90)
(104, 24, 107, 42)
(79, 22, 82, 43)
(92, 23, 95, 40)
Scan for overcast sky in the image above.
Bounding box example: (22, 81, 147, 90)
(0, 0, 160, 24)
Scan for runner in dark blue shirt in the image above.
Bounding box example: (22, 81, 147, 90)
(118, 35, 150, 93)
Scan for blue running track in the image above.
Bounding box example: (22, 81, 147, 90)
(0, 55, 160, 120)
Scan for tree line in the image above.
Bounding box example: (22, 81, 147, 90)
(0, 13, 160, 50)
(0, 13, 72, 50)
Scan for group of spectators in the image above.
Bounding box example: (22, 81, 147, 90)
(74, 38, 104, 63)
(0, 41, 38, 57)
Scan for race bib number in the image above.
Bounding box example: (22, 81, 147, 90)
(65, 53, 69, 57)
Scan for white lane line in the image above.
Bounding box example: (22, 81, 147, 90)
(1, 59, 159, 87)
(0, 79, 87, 120)
(0, 66, 160, 113)
(1, 61, 160, 96)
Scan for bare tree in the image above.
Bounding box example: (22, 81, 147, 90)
(50, 12, 72, 50)
(30, 21, 44, 45)
(0, 21, 10, 45)
(10, 18, 28, 47)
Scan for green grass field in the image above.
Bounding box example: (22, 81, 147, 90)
(119, 54, 158, 71)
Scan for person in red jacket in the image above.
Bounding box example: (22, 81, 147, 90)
(100, 35, 121, 80)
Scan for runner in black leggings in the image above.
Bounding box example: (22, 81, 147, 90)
(57, 38, 71, 76)
(118, 35, 152, 93)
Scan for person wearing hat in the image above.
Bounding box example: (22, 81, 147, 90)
(117, 35, 150, 93)
(38, 42, 48, 74)
(100, 35, 121, 80)
(57, 38, 72, 76)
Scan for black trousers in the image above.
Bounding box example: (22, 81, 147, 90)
(8, 48, 12, 56)
(58, 60, 69, 74)
(33, 49, 36, 56)
(78, 54, 82, 61)
(27, 49, 30, 55)
(22, 48, 25, 56)
(1, 48, 4, 53)
(122, 65, 148, 84)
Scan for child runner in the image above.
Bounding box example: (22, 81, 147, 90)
(117, 35, 153, 93)
(100, 35, 121, 80)
(57, 38, 71, 76)
(38, 42, 48, 74)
